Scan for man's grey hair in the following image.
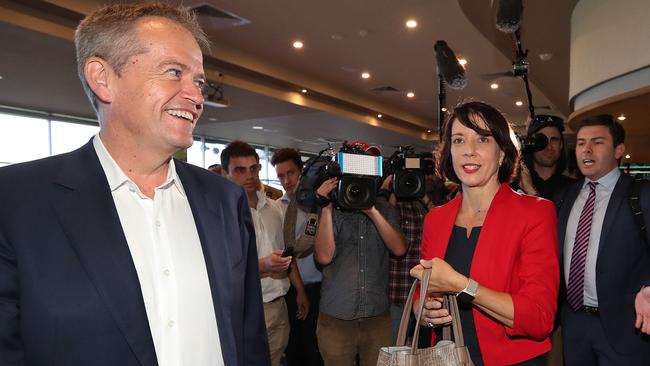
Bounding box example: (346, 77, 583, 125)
(74, 2, 210, 113)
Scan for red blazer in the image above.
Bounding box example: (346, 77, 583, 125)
(421, 184, 559, 366)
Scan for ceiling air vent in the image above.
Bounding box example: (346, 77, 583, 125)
(192, 3, 250, 29)
(370, 86, 401, 95)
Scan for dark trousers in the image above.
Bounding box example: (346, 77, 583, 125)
(562, 303, 650, 365)
(285, 283, 324, 366)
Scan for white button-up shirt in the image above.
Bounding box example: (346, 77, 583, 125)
(251, 190, 290, 302)
(93, 135, 223, 366)
(564, 167, 620, 307)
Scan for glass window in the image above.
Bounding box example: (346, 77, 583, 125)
(50, 121, 99, 155)
(0, 113, 50, 166)
(186, 138, 204, 167)
(205, 141, 227, 169)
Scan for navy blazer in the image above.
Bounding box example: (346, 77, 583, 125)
(0, 141, 271, 366)
(556, 173, 650, 354)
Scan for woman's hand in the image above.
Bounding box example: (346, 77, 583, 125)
(410, 258, 467, 294)
(413, 294, 451, 327)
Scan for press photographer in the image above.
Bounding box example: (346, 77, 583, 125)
(515, 115, 575, 199)
(311, 141, 406, 366)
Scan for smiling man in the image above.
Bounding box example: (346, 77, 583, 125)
(0, 3, 269, 366)
(556, 114, 650, 365)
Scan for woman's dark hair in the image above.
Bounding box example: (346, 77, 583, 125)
(439, 101, 519, 185)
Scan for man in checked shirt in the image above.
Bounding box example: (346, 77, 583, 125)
(384, 156, 453, 343)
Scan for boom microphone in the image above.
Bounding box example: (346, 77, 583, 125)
(434, 40, 467, 90)
(496, 0, 523, 33)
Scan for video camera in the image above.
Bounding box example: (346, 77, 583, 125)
(295, 142, 383, 210)
(383, 147, 435, 199)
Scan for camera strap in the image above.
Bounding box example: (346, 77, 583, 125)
(283, 194, 320, 259)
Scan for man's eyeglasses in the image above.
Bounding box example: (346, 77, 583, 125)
(232, 164, 262, 175)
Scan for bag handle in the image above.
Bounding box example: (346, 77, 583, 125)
(395, 269, 467, 352)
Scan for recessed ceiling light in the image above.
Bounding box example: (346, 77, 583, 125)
(292, 40, 304, 49)
(617, 114, 626, 121)
(490, 83, 499, 89)
(539, 53, 553, 61)
(301, 89, 307, 94)
(625, 154, 631, 159)
(377, 114, 382, 118)
(515, 100, 524, 106)
(252, 126, 264, 130)
(208, 117, 217, 121)
(361, 72, 371, 79)
(427, 129, 432, 133)
(441, 107, 447, 112)
(0, 75, 3, 80)
(458, 58, 468, 66)
(406, 19, 418, 28)
(406, 91, 415, 98)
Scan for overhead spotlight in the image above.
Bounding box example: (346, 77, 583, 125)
(515, 100, 523, 106)
(202, 77, 230, 108)
(427, 129, 432, 133)
(301, 89, 308, 93)
(406, 19, 417, 28)
(458, 58, 468, 66)
(377, 114, 382, 118)
(441, 107, 447, 112)
(361, 72, 371, 79)
(490, 83, 499, 89)
(617, 114, 626, 121)
(625, 154, 631, 159)
(406, 91, 415, 98)
(292, 40, 304, 49)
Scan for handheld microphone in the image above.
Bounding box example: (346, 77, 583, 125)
(496, 0, 523, 33)
(434, 40, 467, 90)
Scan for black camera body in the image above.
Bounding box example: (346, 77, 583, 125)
(296, 144, 381, 210)
(384, 148, 434, 199)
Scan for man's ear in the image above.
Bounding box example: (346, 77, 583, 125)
(614, 143, 626, 160)
(84, 56, 113, 104)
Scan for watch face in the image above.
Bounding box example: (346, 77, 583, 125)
(456, 291, 474, 305)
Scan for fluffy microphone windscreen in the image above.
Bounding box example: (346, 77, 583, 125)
(434, 40, 467, 90)
(496, 0, 523, 33)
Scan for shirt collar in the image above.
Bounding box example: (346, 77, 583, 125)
(254, 189, 268, 210)
(584, 166, 620, 190)
(92, 134, 186, 197)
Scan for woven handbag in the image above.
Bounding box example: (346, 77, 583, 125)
(377, 269, 473, 366)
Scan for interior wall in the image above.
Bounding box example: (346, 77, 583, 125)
(570, 0, 650, 102)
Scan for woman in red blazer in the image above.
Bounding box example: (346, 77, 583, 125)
(410, 101, 559, 366)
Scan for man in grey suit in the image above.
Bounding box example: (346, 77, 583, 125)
(0, 3, 269, 365)
(556, 114, 650, 365)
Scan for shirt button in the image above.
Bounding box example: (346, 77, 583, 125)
(168, 320, 175, 328)
(163, 269, 170, 277)
(155, 220, 161, 228)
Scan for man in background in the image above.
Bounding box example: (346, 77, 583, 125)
(271, 147, 323, 366)
(223, 141, 308, 366)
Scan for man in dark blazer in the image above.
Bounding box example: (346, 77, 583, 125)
(556, 114, 650, 364)
(0, 3, 269, 366)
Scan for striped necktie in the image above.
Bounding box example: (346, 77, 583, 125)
(566, 181, 598, 311)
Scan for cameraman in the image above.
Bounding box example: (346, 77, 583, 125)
(314, 177, 406, 366)
(517, 115, 575, 199)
